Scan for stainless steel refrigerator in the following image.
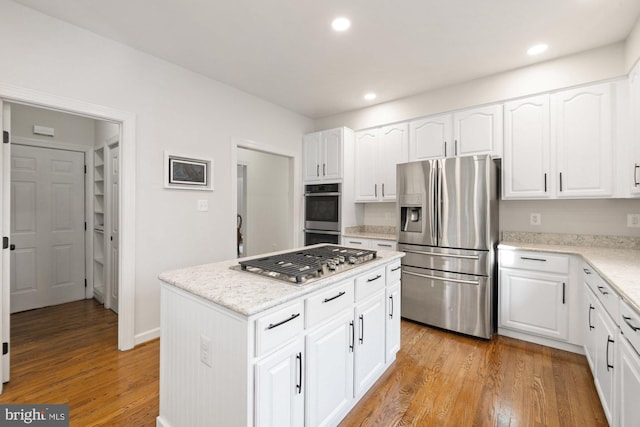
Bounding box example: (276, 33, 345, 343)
(397, 155, 498, 339)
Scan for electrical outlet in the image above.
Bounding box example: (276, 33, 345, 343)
(197, 199, 209, 212)
(628, 213, 640, 228)
(200, 335, 212, 367)
(530, 213, 541, 226)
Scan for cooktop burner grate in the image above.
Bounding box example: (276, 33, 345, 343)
(238, 245, 377, 284)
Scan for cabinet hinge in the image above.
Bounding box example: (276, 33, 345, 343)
(2, 131, 8, 144)
(2, 342, 8, 355)
(2, 236, 7, 249)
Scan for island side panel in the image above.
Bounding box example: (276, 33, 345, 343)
(158, 283, 250, 427)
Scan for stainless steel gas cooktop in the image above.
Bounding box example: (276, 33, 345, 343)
(232, 245, 377, 285)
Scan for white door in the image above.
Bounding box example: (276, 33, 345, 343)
(453, 104, 503, 157)
(378, 123, 408, 202)
(409, 114, 452, 160)
(10, 144, 85, 313)
(107, 144, 119, 313)
(354, 129, 379, 202)
(1, 101, 11, 390)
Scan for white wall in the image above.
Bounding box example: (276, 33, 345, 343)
(0, 0, 314, 340)
(237, 148, 292, 256)
(626, 16, 640, 71)
(10, 102, 95, 146)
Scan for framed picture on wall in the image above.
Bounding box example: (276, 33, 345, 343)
(164, 151, 213, 191)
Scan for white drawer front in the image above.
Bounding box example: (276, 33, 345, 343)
(499, 250, 569, 274)
(255, 301, 304, 357)
(305, 280, 354, 329)
(355, 267, 386, 301)
(386, 261, 402, 284)
(370, 239, 397, 251)
(583, 263, 620, 322)
(620, 300, 640, 355)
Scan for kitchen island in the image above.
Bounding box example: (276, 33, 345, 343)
(156, 245, 404, 427)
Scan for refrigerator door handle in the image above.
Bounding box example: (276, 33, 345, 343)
(403, 249, 480, 260)
(403, 270, 480, 286)
(437, 163, 443, 243)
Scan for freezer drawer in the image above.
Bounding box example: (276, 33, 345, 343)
(399, 243, 490, 276)
(401, 265, 493, 339)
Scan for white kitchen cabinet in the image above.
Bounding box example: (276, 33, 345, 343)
(342, 236, 397, 251)
(303, 127, 346, 183)
(354, 123, 408, 202)
(584, 283, 598, 371)
(305, 310, 354, 427)
(408, 113, 452, 161)
(499, 267, 569, 341)
(453, 104, 503, 158)
(629, 61, 640, 196)
(618, 300, 640, 427)
(502, 95, 552, 199)
(552, 82, 614, 198)
(255, 338, 305, 427)
(385, 280, 401, 363)
(593, 301, 617, 426)
(354, 291, 386, 397)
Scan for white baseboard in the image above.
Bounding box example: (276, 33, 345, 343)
(135, 327, 160, 345)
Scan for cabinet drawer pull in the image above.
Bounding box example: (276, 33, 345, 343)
(391, 265, 401, 272)
(359, 314, 364, 344)
(520, 256, 547, 262)
(606, 336, 614, 372)
(623, 315, 640, 332)
(323, 291, 346, 303)
(348, 241, 363, 245)
(583, 268, 592, 275)
(266, 313, 300, 330)
(367, 274, 382, 283)
(377, 243, 392, 248)
(588, 304, 595, 330)
(597, 286, 609, 296)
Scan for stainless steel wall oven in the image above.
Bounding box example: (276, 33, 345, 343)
(304, 183, 341, 245)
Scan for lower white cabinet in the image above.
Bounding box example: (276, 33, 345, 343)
(593, 297, 617, 425)
(255, 338, 305, 427)
(305, 310, 354, 427)
(342, 236, 397, 251)
(354, 291, 386, 397)
(618, 331, 640, 426)
(583, 284, 598, 371)
(385, 281, 401, 363)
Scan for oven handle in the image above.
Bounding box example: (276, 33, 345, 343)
(304, 229, 341, 236)
(403, 270, 480, 286)
(403, 249, 479, 260)
(304, 192, 341, 196)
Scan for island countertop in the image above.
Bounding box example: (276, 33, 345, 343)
(159, 246, 405, 317)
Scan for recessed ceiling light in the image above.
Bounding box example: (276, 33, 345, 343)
(527, 43, 548, 56)
(364, 93, 377, 101)
(331, 17, 351, 32)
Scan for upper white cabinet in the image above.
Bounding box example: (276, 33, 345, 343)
(629, 61, 640, 196)
(303, 127, 347, 183)
(355, 123, 408, 202)
(408, 105, 502, 161)
(553, 82, 613, 198)
(408, 113, 451, 160)
(503, 82, 615, 199)
(503, 95, 551, 199)
(453, 104, 503, 157)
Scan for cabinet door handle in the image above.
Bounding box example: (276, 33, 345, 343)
(454, 139, 458, 156)
(623, 315, 640, 332)
(382, 183, 385, 197)
(323, 163, 326, 176)
(359, 314, 364, 344)
(375, 184, 377, 198)
(562, 282, 565, 304)
(588, 304, 595, 330)
(323, 291, 346, 303)
(520, 256, 547, 262)
(606, 336, 614, 372)
(444, 141, 447, 156)
(316, 164, 319, 177)
(634, 163, 639, 187)
(559, 172, 563, 192)
(389, 295, 394, 319)
(296, 352, 303, 394)
(597, 286, 609, 296)
(349, 321, 355, 352)
(391, 265, 401, 272)
(583, 268, 592, 275)
(544, 173, 547, 192)
(367, 274, 382, 283)
(266, 313, 300, 330)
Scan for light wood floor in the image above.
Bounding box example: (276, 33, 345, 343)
(0, 300, 606, 426)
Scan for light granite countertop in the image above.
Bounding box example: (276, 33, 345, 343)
(343, 225, 396, 241)
(499, 238, 640, 315)
(159, 246, 405, 317)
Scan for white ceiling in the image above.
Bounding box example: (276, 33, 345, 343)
(12, 0, 640, 119)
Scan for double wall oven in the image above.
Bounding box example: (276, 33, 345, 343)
(304, 183, 341, 245)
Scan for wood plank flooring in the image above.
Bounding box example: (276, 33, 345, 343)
(0, 300, 606, 426)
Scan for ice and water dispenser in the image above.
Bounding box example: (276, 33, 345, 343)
(399, 195, 422, 233)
